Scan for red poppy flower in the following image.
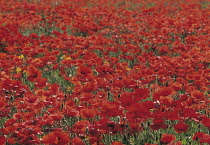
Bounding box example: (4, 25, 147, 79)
(4, 118, 16, 127)
(34, 89, 47, 102)
(179, 108, 198, 119)
(18, 132, 40, 144)
(65, 106, 79, 117)
(186, 74, 194, 80)
(76, 59, 85, 65)
(158, 87, 175, 96)
(157, 69, 167, 76)
(48, 55, 57, 62)
(134, 88, 150, 101)
(96, 64, 113, 74)
(52, 64, 59, 70)
(29, 33, 38, 39)
(200, 134, 210, 144)
(191, 90, 204, 99)
(200, 86, 208, 91)
(101, 101, 123, 117)
(150, 119, 168, 130)
(83, 81, 98, 93)
(172, 82, 183, 91)
(193, 74, 203, 81)
(142, 68, 154, 76)
(166, 110, 180, 121)
(0, 98, 8, 112)
(12, 112, 22, 120)
(72, 137, 85, 145)
(73, 120, 90, 133)
(193, 132, 206, 141)
(42, 131, 70, 145)
(27, 66, 42, 82)
(7, 137, 16, 144)
(51, 50, 60, 56)
(47, 83, 60, 95)
(180, 94, 189, 101)
(13, 73, 22, 79)
(126, 102, 152, 122)
(30, 58, 45, 68)
(0, 135, 6, 145)
(89, 137, 101, 145)
(105, 121, 119, 133)
(76, 65, 93, 77)
(42, 131, 58, 144)
(35, 77, 47, 88)
(153, 87, 175, 100)
(160, 134, 176, 144)
(1, 79, 21, 92)
(88, 126, 100, 137)
(50, 111, 64, 121)
(114, 79, 124, 89)
(119, 92, 135, 107)
(23, 92, 39, 104)
(201, 116, 210, 128)
(39, 114, 54, 126)
(174, 122, 189, 133)
(159, 96, 174, 106)
(122, 78, 137, 89)
(80, 93, 93, 101)
(80, 108, 97, 119)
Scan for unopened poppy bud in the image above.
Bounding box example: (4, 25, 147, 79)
(116, 116, 120, 123)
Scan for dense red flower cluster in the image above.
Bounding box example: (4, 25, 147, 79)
(0, 0, 210, 144)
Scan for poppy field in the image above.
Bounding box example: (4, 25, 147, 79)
(0, 0, 210, 144)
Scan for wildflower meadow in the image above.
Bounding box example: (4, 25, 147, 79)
(0, 0, 210, 144)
